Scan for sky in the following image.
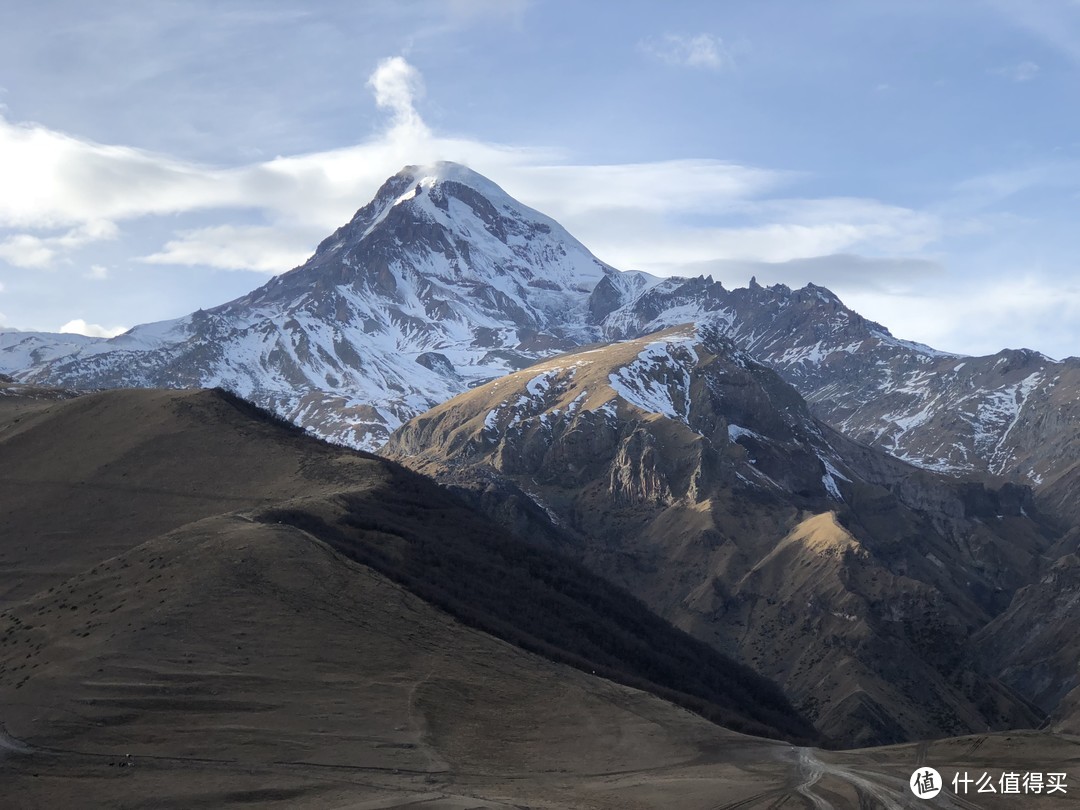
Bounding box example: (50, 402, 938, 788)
(1, 0, 1078, 358)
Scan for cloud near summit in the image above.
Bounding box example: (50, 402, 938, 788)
(0, 56, 942, 303)
(368, 56, 428, 135)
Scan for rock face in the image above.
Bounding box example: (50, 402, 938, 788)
(384, 326, 1061, 747)
(591, 276, 1080, 518)
(977, 549, 1080, 725)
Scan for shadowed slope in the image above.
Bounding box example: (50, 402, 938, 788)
(2, 514, 781, 808)
(0, 385, 831, 809)
(4, 516, 1078, 809)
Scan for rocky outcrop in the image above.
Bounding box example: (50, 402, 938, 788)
(977, 554, 1080, 716)
(588, 276, 1080, 526)
(385, 326, 1061, 747)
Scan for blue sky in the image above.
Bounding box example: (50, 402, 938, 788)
(1, 0, 1078, 357)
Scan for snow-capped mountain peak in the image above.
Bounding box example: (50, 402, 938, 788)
(9, 163, 616, 448)
(6, 162, 1080, 505)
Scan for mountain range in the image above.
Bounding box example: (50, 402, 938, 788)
(3, 161, 1080, 786)
(6, 162, 1079, 519)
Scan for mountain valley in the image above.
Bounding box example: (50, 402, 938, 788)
(2, 383, 1077, 808)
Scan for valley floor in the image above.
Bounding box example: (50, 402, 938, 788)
(4, 728, 1080, 808)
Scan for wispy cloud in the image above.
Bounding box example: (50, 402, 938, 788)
(993, 60, 1041, 81)
(0, 234, 54, 268)
(367, 56, 428, 135)
(59, 318, 127, 338)
(143, 225, 316, 273)
(845, 273, 1080, 357)
(988, 0, 1080, 64)
(946, 162, 1080, 213)
(0, 55, 943, 294)
(0, 220, 118, 268)
(640, 33, 736, 71)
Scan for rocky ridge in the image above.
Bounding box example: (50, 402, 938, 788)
(384, 325, 1060, 746)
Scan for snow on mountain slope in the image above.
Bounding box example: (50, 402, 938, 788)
(390, 324, 858, 509)
(594, 275, 1080, 500)
(14, 163, 613, 447)
(7, 161, 1080, 496)
(0, 331, 103, 374)
(606, 335, 698, 423)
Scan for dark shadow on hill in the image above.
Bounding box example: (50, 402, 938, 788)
(259, 465, 820, 747)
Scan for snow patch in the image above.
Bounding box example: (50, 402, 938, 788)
(728, 424, 765, 443)
(607, 336, 698, 422)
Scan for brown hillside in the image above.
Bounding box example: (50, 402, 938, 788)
(0, 388, 379, 604)
(385, 326, 1061, 747)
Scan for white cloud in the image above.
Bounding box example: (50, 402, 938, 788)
(640, 33, 735, 71)
(367, 56, 427, 135)
(0, 55, 943, 283)
(57, 220, 119, 246)
(143, 224, 316, 273)
(0, 234, 54, 267)
(551, 196, 941, 275)
(499, 160, 789, 218)
(0, 220, 118, 268)
(0, 116, 219, 228)
(994, 60, 1041, 82)
(86, 264, 109, 280)
(59, 318, 128, 338)
(844, 273, 1080, 357)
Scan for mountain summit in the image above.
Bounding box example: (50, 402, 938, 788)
(250, 161, 610, 332)
(7, 163, 615, 446)
(5, 161, 1080, 505)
